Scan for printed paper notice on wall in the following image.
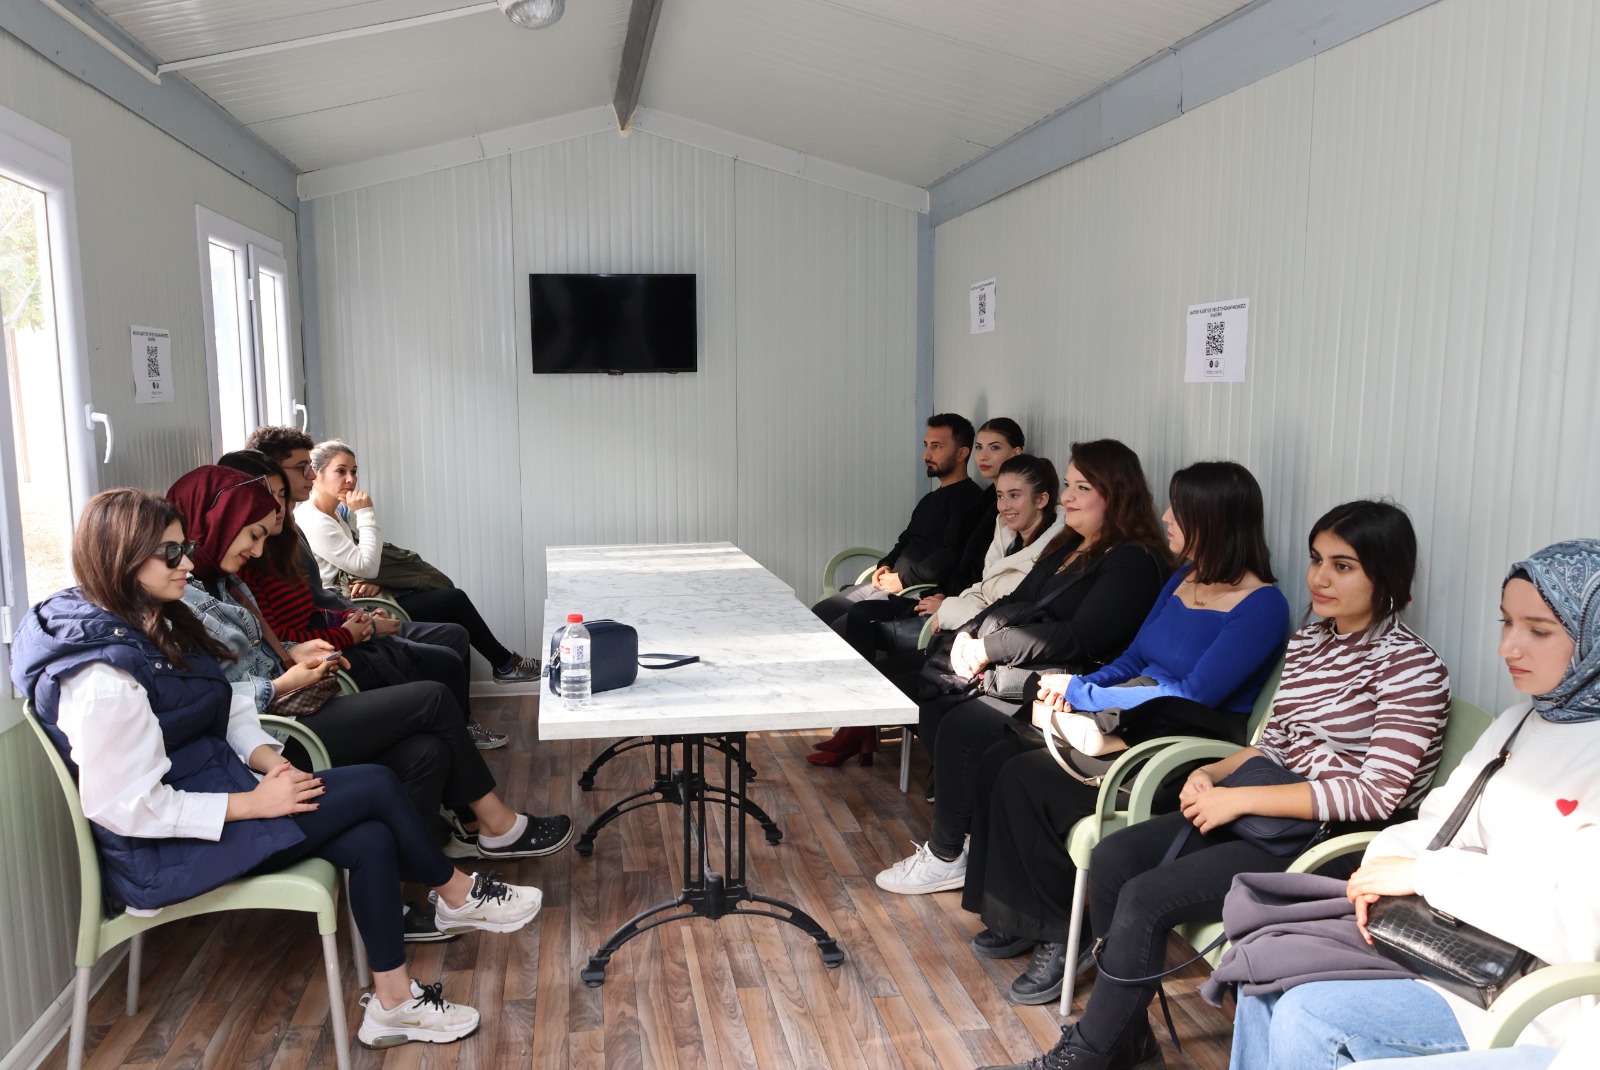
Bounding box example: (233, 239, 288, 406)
(1185, 299, 1249, 383)
(131, 326, 172, 404)
(970, 278, 997, 334)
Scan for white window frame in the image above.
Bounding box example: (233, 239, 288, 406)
(195, 206, 300, 456)
(0, 104, 97, 716)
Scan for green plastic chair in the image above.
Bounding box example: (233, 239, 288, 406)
(351, 595, 411, 622)
(1056, 653, 1286, 1013)
(819, 546, 886, 600)
(24, 702, 355, 1070)
(1480, 961, 1600, 1048)
(1172, 697, 1495, 988)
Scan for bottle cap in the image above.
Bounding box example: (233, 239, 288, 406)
(566, 613, 583, 623)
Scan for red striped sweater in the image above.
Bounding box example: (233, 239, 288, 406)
(241, 561, 356, 649)
(1255, 617, 1450, 822)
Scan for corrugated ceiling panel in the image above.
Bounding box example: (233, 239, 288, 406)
(934, 0, 1600, 713)
(509, 130, 738, 631)
(312, 156, 531, 671)
(733, 162, 920, 601)
(96, 0, 494, 59)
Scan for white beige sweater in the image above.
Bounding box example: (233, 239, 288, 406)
(933, 508, 1066, 630)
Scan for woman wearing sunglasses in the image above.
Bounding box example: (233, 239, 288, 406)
(168, 466, 572, 870)
(10, 487, 541, 1049)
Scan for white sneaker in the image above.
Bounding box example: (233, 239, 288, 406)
(431, 871, 543, 934)
(357, 981, 480, 1048)
(875, 841, 967, 895)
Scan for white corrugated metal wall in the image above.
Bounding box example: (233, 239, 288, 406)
(933, 0, 1600, 713)
(307, 127, 922, 658)
(0, 27, 302, 1062)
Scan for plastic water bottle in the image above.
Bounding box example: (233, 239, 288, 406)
(558, 613, 592, 708)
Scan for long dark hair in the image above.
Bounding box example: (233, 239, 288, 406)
(995, 454, 1059, 547)
(1170, 461, 1275, 585)
(1040, 439, 1172, 571)
(217, 449, 307, 584)
(1309, 500, 1417, 623)
(72, 489, 234, 670)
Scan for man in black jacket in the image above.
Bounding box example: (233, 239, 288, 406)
(814, 413, 985, 636)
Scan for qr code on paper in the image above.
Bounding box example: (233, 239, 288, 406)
(1205, 320, 1225, 357)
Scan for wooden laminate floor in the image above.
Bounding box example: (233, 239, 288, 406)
(41, 696, 1236, 1070)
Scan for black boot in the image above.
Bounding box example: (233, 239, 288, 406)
(1010, 942, 1068, 1004)
(976, 1024, 1114, 1070)
(1109, 1017, 1165, 1070)
(971, 927, 1036, 959)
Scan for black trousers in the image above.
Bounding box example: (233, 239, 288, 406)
(1076, 812, 1291, 1052)
(344, 631, 475, 724)
(926, 695, 1021, 858)
(252, 763, 455, 973)
(396, 587, 515, 668)
(290, 680, 498, 829)
(811, 583, 893, 627)
(967, 697, 1250, 941)
(833, 596, 919, 658)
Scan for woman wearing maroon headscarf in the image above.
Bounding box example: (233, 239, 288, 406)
(168, 467, 572, 877)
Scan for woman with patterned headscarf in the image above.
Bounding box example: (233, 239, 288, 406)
(1227, 539, 1600, 1070)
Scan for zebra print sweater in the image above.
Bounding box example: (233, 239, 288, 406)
(1254, 617, 1450, 822)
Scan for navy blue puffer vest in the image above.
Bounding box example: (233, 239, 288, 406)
(11, 589, 304, 913)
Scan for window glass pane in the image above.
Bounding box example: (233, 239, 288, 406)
(208, 241, 249, 452)
(258, 266, 288, 425)
(0, 172, 74, 605)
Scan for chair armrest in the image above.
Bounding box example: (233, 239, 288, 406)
(821, 546, 886, 599)
(260, 714, 333, 771)
(1481, 962, 1600, 1049)
(899, 584, 936, 599)
(1125, 738, 1241, 823)
(1285, 831, 1377, 875)
(334, 670, 359, 696)
(351, 595, 410, 621)
(918, 615, 936, 650)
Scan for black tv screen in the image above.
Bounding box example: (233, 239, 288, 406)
(529, 273, 698, 374)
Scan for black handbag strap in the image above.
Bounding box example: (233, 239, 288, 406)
(1424, 709, 1533, 851)
(638, 653, 699, 670)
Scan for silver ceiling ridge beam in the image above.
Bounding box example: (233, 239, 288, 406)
(613, 0, 665, 132)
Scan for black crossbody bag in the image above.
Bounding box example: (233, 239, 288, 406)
(1364, 711, 1545, 1009)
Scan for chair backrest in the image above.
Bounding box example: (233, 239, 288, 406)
(22, 701, 109, 968)
(1432, 697, 1495, 785)
(1244, 651, 1287, 744)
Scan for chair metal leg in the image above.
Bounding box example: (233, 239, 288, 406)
(899, 724, 913, 793)
(68, 966, 91, 1070)
(320, 933, 352, 1070)
(1060, 867, 1090, 1015)
(125, 932, 143, 1015)
(343, 873, 370, 988)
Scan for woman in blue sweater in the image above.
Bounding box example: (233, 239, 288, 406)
(964, 461, 1289, 1006)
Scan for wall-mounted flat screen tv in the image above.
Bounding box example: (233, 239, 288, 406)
(529, 273, 698, 374)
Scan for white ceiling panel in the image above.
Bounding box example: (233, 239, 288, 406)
(78, 0, 1252, 183)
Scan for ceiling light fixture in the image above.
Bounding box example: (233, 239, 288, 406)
(499, 0, 566, 29)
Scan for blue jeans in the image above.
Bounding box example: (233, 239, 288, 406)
(1229, 980, 1469, 1070)
(1353, 1050, 1558, 1070)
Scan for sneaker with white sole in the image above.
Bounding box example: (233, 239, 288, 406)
(492, 655, 540, 683)
(875, 841, 968, 894)
(431, 871, 543, 934)
(442, 830, 480, 859)
(401, 902, 459, 943)
(357, 981, 479, 1048)
(466, 719, 509, 749)
(477, 812, 573, 859)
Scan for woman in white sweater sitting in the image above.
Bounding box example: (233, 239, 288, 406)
(295, 440, 538, 683)
(1228, 538, 1600, 1069)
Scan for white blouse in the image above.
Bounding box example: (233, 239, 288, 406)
(294, 502, 381, 587)
(55, 662, 283, 842)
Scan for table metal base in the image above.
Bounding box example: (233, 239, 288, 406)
(577, 732, 844, 985)
(577, 734, 756, 790)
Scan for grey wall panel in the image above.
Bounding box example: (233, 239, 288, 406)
(733, 163, 920, 605)
(933, 0, 1600, 714)
(311, 156, 527, 671)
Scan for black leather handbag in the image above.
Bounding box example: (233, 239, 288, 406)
(545, 619, 699, 695)
(1161, 756, 1328, 860)
(1365, 712, 1544, 1009)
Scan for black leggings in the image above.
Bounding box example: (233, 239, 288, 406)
(294, 680, 497, 825)
(251, 763, 455, 973)
(396, 587, 514, 668)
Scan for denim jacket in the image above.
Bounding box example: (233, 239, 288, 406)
(182, 578, 279, 714)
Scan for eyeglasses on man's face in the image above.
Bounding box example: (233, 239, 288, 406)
(151, 540, 198, 569)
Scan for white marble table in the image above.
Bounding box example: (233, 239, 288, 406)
(545, 541, 795, 605)
(540, 543, 916, 985)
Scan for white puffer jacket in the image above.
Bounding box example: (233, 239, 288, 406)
(934, 507, 1067, 631)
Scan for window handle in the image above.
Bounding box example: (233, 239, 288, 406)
(293, 400, 308, 432)
(84, 405, 113, 463)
